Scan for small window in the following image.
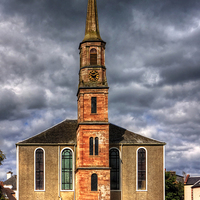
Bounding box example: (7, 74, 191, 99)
(109, 148, 120, 190)
(62, 149, 73, 190)
(91, 173, 98, 191)
(90, 137, 93, 155)
(91, 97, 97, 113)
(35, 148, 44, 190)
(95, 137, 98, 155)
(90, 48, 97, 65)
(137, 148, 146, 190)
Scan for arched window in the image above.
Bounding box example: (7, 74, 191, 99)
(90, 48, 97, 65)
(62, 149, 73, 190)
(95, 137, 98, 155)
(90, 137, 93, 155)
(109, 148, 120, 190)
(89, 137, 99, 155)
(35, 148, 44, 190)
(137, 148, 147, 190)
(91, 173, 98, 191)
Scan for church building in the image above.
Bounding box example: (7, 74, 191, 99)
(16, 0, 165, 199)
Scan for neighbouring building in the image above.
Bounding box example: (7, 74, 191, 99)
(16, 0, 165, 199)
(184, 175, 200, 200)
(166, 170, 184, 184)
(0, 171, 17, 200)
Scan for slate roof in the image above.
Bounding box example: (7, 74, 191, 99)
(192, 180, 200, 188)
(17, 119, 165, 145)
(1, 187, 16, 200)
(176, 175, 184, 184)
(3, 175, 17, 190)
(186, 177, 200, 185)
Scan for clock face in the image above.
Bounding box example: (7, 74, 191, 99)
(89, 70, 99, 81)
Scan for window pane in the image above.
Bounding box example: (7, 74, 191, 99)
(138, 148, 146, 190)
(62, 149, 73, 190)
(91, 97, 97, 113)
(90, 137, 93, 155)
(35, 149, 44, 190)
(109, 149, 120, 190)
(69, 158, 72, 169)
(91, 174, 98, 191)
(95, 137, 98, 155)
(90, 48, 97, 65)
(90, 54, 97, 65)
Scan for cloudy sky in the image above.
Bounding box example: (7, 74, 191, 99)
(0, 0, 200, 181)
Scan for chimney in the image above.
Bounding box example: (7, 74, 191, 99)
(184, 174, 190, 184)
(7, 171, 13, 180)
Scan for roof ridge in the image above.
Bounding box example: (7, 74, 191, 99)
(193, 179, 200, 186)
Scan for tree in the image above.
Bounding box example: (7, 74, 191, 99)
(0, 150, 6, 200)
(165, 171, 184, 200)
(0, 191, 5, 200)
(0, 150, 6, 166)
(0, 182, 5, 200)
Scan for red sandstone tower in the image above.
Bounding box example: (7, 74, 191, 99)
(76, 0, 110, 199)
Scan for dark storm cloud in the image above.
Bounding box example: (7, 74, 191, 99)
(0, 89, 18, 120)
(160, 64, 200, 85)
(0, 87, 47, 120)
(1, 0, 86, 43)
(0, 0, 200, 179)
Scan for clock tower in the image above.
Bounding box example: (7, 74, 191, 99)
(76, 0, 110, 199)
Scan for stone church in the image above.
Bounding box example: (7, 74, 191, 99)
(16, 0, 165, 199)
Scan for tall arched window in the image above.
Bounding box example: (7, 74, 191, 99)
(90, 48, 97, 65)
(90, 137, 93, 155)
(137, 148, 147, 190)
(89, 137, 99, 155)
(109, 148, 120, 190)
(35, 148, 44, 190)
(62, 149, 73, 190)
(95, 137, 98, 155)
(91, 173, 98, 191)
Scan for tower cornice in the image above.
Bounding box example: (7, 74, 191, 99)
(79, 40, 106, 49)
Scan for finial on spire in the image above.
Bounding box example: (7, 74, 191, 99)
(82, 0, 103, 42)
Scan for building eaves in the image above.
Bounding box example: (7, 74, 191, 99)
(192, 179, 200, 188)
(16, 119, 165, 146)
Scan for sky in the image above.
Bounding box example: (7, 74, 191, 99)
(0, 0, 200, 181)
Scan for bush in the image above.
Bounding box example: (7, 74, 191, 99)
(165, 172, 184, 200)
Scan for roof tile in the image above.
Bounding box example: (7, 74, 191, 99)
(17, 119, 165, 145)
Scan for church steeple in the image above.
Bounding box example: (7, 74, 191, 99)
(78, 0, 107, 89)
(76, 1, 110, 199)
(82, 0, 103, 42)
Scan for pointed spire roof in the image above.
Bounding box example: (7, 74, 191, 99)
(82, 0, 103, 42)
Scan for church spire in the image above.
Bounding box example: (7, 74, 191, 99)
(82, 0, 103, 42)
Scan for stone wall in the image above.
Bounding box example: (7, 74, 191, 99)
(18, 145, 75, 200)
